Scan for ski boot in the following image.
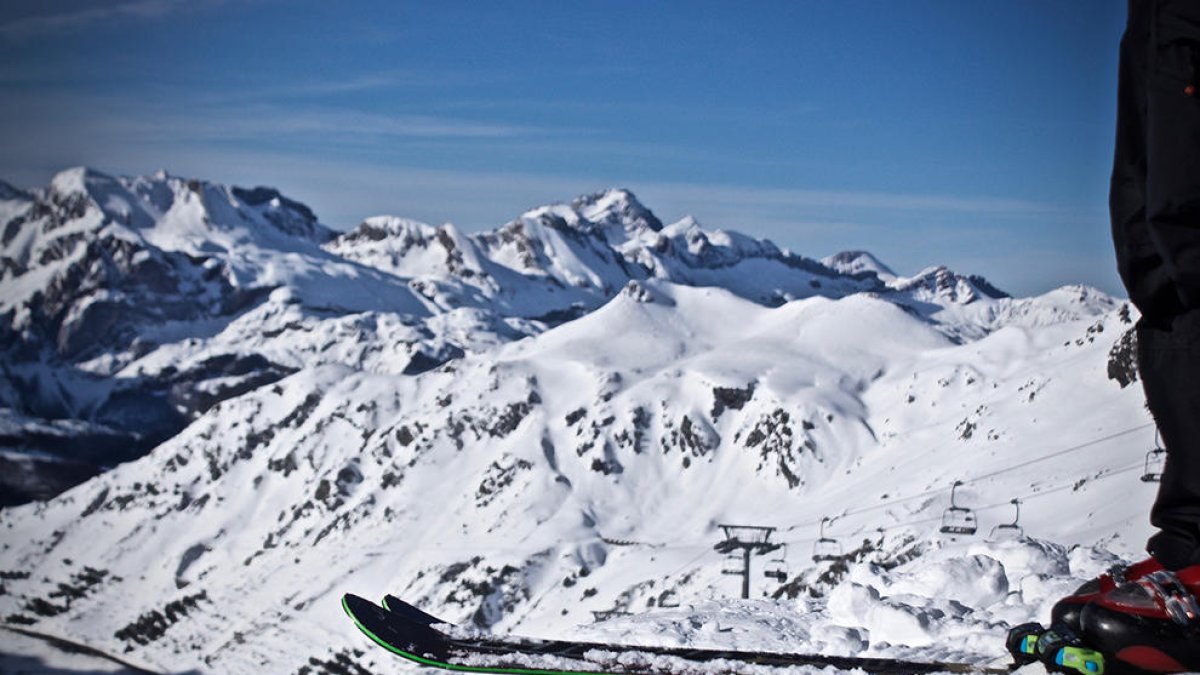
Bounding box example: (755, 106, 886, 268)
(1080, 566, 1200, 673)
(1006, 622, 1046, 666)
(1036, 624, 1106, 675)
(1051, 558, 1164, 635)
(1006, 622, 1105, 674)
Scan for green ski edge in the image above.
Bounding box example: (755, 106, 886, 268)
(342, 596, 617, 675)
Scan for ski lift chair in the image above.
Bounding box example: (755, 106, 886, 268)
(812, 517, 843, 562)
(988, 499, 1023, 541)
(1142, 430, 1166, 483)
(721, 553, 743, 576)
(656, 590, 681, 608)
(940, 481, 978, 536)
(764, 544, 789, 582)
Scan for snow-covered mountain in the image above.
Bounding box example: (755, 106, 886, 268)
(323, 190, 875, 321)
(0, 168, 441, 506)
(822, 250, 898, 281)
(0, 168, 1147, 674)
(0, 169, 1115, 507)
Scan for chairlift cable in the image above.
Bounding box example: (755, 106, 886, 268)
(783, 423, 1154, 533)
(776, 462, 1145, 547)
(614, 429, 1153, 552)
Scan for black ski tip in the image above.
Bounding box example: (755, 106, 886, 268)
(382, 594, 446, 627)
(343, 592, 451, 662)
(342, 593, 377, 617)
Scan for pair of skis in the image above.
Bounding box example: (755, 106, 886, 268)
(342, 593, 1013, 675)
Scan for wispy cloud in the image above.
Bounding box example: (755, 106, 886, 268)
(254, 75, 420, 98)
(122, 106, 538, 141)
(0, 0, 214, 40)
(203, 71, 492, 103)
(0, 80, 1108, 298)
(0, 89, 543, 147)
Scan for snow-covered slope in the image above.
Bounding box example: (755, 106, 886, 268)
(0, 273, 1149, 674)
(2, 171, 1117, 507)
(0, 168, 1149, 674)
(0, 168, 444, 505)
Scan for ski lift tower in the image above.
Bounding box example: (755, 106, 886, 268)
(714, 524, 781, 599)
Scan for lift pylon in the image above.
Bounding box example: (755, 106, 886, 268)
(714, 524, 781, 599)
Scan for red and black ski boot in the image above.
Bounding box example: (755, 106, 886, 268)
(1080, 565, 1200, 673)
(1052, 558, 1165, 634)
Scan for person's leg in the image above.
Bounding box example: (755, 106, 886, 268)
(1141, 312, 1200, 570)
(1141, 0, 1200, 571)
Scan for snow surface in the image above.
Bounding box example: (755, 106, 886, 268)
(0, 629, 160, 674)
(0, 170, 1156, 675)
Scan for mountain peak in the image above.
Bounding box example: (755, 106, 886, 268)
(822, 250, 897, 281)
(571, 187, 663, 233)
(966, 274, 1009, 300)
(891, 265, 1010, 306)
(230, 185, 319, 226)
(663, 215, 702, 233)
(571, 187, 638, 208)
(340, 215, 436, 243)
(48, 166, 119, 198)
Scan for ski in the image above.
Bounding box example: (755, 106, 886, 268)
(343, 593, 1012, 675)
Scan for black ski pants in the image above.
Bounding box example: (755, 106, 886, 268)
(1113, 0, 1200, 571)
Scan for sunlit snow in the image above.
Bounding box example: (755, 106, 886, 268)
(0, 169, 1149, 674)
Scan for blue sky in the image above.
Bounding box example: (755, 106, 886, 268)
(0, 0, 1127, 296)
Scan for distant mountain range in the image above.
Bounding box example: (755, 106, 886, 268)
(0, 168, 1113, 506)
